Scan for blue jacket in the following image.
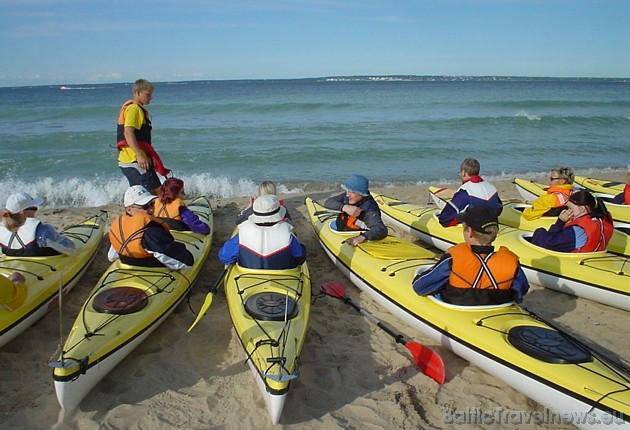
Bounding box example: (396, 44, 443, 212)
(219, 221, 306, 269)
(438, 177, 502, 227)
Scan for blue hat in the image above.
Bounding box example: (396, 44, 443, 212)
(342, 174, 369, 196)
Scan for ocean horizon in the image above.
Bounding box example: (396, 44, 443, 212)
(1, 76, 628, 207)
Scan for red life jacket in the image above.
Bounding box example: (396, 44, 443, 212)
(565, 214, 614, 253)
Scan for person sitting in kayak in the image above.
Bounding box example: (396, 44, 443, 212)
(612, 167, 630, 205)
(522, 167, 575, 220)
(219, 195, 305, 269)
(437, 158, 502, 227)
(108, 185, 194, 269)
(323, 174, 388, 247)
(413, 206, 529, 306)
(235, 180, 292, 225)
(154, 177, 210, 234)
(530, 190, 614, 253)
(0, 192, 76, 257)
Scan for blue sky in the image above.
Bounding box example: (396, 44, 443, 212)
(1, 0, 628, 86)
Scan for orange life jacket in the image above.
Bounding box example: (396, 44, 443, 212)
(155, 198, 184, 220)
(547, 185, 572, 206)
(441, 243, 519, 305)
(155, 198, 190, 231)
(109, 212, 169, 259)
(565, 214, 614, 253)
(116, 100, 151, 143)
(336, 213, 367, 231)
(448, 243, 518, 290)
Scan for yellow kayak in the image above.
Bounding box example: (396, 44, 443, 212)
(225, 263, 310, 425)
(514, 178, 630, 223)
(374, 193, 630, 312)
(51, 196, 213, 411)
(0, 212, 106, 348)
(428, 185, 630, 256)
(575, 175, 625, 195)
(306, 197, 630, 429)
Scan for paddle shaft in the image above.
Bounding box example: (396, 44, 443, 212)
(344, 297, 408, 346)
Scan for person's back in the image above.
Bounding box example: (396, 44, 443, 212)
(237, 220, 300, 269)
(414, 206, 529, 306)
(219, 195, 305, 269)
(108, 185, 194, 269)
(438, 158, 502, 227)
(155, 177, 210, 234)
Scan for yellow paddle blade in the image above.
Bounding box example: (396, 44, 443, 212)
(187, 292, 215, 332)
(358, 237, 435, 260)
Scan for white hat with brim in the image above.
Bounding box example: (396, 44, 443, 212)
(5, 192, 44, 214)
(124, 185, 157, 207)
(248, 195, 287, 224)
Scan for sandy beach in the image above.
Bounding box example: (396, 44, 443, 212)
(1, 172, 628, 430)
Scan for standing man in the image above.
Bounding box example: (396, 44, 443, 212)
(116, 79, 170, 195)
(437, 158, 502, 227)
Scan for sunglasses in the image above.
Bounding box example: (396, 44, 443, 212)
(134, 201, 155, 210)
(549, 177, 562, 181)
(25, 206, 39, 211)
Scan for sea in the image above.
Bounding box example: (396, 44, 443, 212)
(1, 76, 628, 207)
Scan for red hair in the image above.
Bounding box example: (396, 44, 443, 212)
(159, 178, 184, 204)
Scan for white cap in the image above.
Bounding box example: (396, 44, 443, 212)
(123, 185, 157, 207)
(5, 192, 44, 214)
(248, 195, 286, 224)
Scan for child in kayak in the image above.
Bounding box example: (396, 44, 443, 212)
(154, 177, 210, 234)
(235, 180, 292, 225)
(108, 185, 193, 269)
(219, 195, 305, 269)
(437, 158, 502, 227)
(413, 205, 529, 306)
(323, 174, 387, 247)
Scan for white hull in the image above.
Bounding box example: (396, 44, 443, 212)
(54, 293, 188, 411)
(320, 243, 629, 430)
(246, 359, 287, 426)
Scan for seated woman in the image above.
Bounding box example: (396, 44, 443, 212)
(154, 178, 210, 234)
(0, 192, 76, 257)
(531, 190, 613, 252)
(522, 166, 575, 220)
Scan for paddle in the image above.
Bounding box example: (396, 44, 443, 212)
(187, 266, 229, 332)
(320, 281, 446, 384)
